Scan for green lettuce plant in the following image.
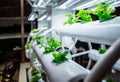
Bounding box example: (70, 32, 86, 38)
(98, 48, 107, 54)
(31, 29, 39, 33)
(32, 36, 45, 47)
(52, 51, 69, 63)
(31, 75, 42, 82)
(30, 67, 42, 82)
(92, 1, 115, 22)
(76, 9, 92, 23)
(64, 14, 78, 25)
(44, 37, 62, 53)
(31, 67, 41, 76)
(25, 41, 31, 50)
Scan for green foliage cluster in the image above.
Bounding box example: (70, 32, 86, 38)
(64, 14, 78, 25)
(25, 41, 31, 50)
(45, 38, 62, 53)
(30, 67, 42, 82)
(98, 48, 107, 54)
(31, 29, 39, 33)
(76, 9, 92, 23)
(32, 36, 45, 47)
(64, 1, 115, 25)
(52, 51, 69, 63)
(64, 9, 92, 25)
(31, 35, 69, 63)
(92, 1, 115, 22)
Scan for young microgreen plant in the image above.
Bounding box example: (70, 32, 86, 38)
(64, 14, 78, 25)
(52, 51, 69, 63)
(31, 29, 39, 33)
(98, 48, 107, 54)
(44, 37, 62, 53)
(76, 9, 92, 23)
(25, 41, 31, 50)
(32, 36, 45, 47)
(92, 1, 115, 22)
(31, 67, 42, 82)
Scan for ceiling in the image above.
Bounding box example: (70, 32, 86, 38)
(0, 0, 31, 18)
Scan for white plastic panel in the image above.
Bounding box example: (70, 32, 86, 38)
(33, 45, 90, 82)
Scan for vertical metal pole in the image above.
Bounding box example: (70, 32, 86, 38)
(20, 0, 25, 63)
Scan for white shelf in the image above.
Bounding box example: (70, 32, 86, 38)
(33, 45, 90, 82)
(55, 16, 120, 45)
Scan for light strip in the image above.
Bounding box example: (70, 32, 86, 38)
(59, 0, 74, 9)
(37, 0, 43, 6)
(38, 15, 47, 21)
(28, 13, 37, 21)
(75, 0, 104, 10)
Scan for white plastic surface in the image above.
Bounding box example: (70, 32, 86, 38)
(55, 17, 120, 45)
(89, 49, 120, 71)
(33, 45, 90, 82)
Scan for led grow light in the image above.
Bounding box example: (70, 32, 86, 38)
(37, 0, 50, 7)
(75, 0, 106, 10)
(38, 15, 47, 21)
(59, 0, 80, 9)
(28, 12, 38, 21)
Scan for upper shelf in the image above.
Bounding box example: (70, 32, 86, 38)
(55, 16, 120, 45)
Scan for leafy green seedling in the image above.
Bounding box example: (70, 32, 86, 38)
(99, 48, 107, 54)
(25, 41, 31, 50)
(31, 29, 39, 33)
(30, 75, 42, 82)
(92, 1, 115, 21)
(64, 14, 77, 25)
(30, 67, 42, 82)
(76, 9, 92, 23)
(52, 51, 69, 63)
(44, 37, 62, 53)
(31, 67, 41, 76)
(32, 36, 45, 47)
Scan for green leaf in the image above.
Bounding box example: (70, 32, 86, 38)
(99, 48, 107, 54)
(92, 1, 115, 21)
(31, 67, 41, 76)
(31, 75, 42, 82)
(76, 9, 92, 23)
(52, 51, 69, 63)
(31, 29, 38, 33)
(64, 14, 75, 25)
(25, 41, 31, 49)
(32, 36, 44, 47)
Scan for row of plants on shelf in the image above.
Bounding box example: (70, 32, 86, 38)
(25, 29, 39, 50)
(25, 29, 68, 63)
(30, 67, 42, 82)
(64, 1, 115, 25)
(32, 35, 69, 63)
